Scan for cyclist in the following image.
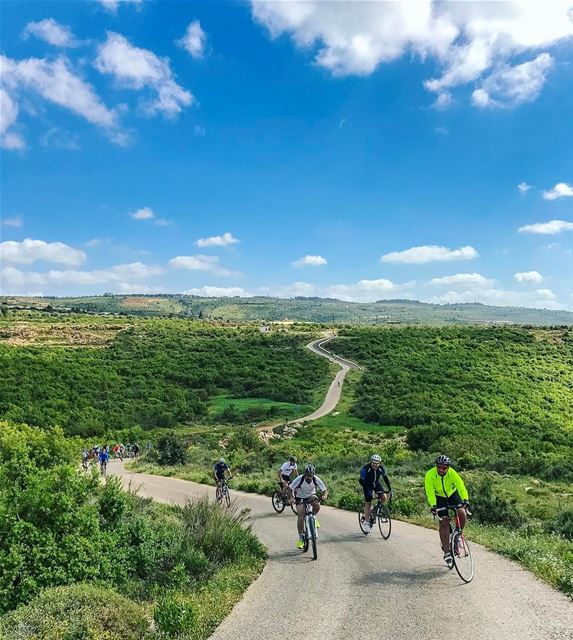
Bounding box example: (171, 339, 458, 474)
(359, 454, 393, 534)
(99, 445, 109, 475)
(277, 456, 298, 495)
(132, 442, 140, 458)
(288, 464, 328, 549)
(213, 457, 232, 491)
(425, 455, 470, 567)
(81, 449, 90, 470)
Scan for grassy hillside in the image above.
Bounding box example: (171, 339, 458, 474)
(329, 326, 573, 480)
(0, 312, 329, 436)
(3, 294, 573, 325)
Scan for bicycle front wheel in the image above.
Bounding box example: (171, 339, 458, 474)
(377, 505, 391, 540)
(358, 509, 369, 534)
(272, 491, 285, 513)
(224, 487, 231, 508)
(309, 518, 318, 560)
(216, 487, 222, 504)
(451, 531, 474, 583)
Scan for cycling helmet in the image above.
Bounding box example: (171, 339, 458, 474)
(371, 454, 382, 463)
(289, 456, 297, 463)
(219, 457, 225, 463)
(304, 463, 315, 476)
(435, 455, 451, 467)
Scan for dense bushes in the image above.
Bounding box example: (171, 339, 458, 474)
(331, 326, 573, 479)
(156, 432, 188, 466)
(0, 318, 329, 435)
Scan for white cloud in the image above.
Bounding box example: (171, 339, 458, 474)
(196, 232, 239, 247)
(95, 32, 193, 117)
(178, 20, 207, 58)
(183, 286, 251, 298)
(543, 182, 573, 201)
(271, 282, 318, 298)
(154, 218, 173, 227)
(1, 54, 120, 146)
(471, 53, 554, 109)
(251, 2, 573, 105)
(515, 270, 543, 283)
(433, 91, 452, 109)
(292, 255, 327, 267)
(429, 273, 493, 287)
(0, 238, 86, 266)
(168, 255, 235, 276)
(381, 244, 478, 264)
(1, 216, 22, 228)
(194, 125, 206, 136)
(39, 127, 80, 150)
(518, 181, 532, 193)
(97, 0, 143, 13)
(130, 206, 154, 220)
(23, 19, 77, 47)
(518, 219, 573, 235)
(535, 288, 557, 301)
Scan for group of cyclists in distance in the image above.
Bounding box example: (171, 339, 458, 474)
(82, 442, 141, 474)
(217, 452, 470, 566)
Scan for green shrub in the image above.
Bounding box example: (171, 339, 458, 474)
(0, 583, 151, 640)
(467, 478, 526, 528)
(154, 594, 197, 638)
(550, 507, 573, 541)
(335, 491, 362, 511)
(156, 432, 188, 466)
(392, 497, 421, 517)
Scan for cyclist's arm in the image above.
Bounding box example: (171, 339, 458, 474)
(381, 474, 392, 492)
(424, 470, 437, 507)
(315, 476, 328, 499)
(451, 469, 469, 501)
(359, 465, 367, 486)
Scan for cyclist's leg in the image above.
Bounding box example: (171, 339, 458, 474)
(296, 501, 305, 535)
(436, 497, 451, 553)
(363, 486, 374, 521)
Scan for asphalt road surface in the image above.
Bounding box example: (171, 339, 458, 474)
(112, 465, 573, 640)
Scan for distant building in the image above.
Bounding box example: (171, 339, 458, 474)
(259, 325, 271, 333)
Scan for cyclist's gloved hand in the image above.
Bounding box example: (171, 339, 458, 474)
(430, 506, 437, 516)
(462, 500, 470, 509)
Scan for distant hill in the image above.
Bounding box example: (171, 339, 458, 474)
(2, 294, 573, 325)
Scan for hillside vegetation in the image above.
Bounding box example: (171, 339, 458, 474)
(330, 326, 573, 480)
(0, 313, 329, 435)
(3, 294, 573, 325)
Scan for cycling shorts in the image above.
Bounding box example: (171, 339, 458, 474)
(435, 491, 462, 516)
(281, 474, 291, 483)
(295, 495, 319, 505)
(363, 482, 384, 502)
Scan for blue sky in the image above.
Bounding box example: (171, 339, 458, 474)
(1, 0, 573, 309)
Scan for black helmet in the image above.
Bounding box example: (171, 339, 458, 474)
(304, 463, 315, 476)
(435, 455, 451, 466)
(289, 456, 297, 463)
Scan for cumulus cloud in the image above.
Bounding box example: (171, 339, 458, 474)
(177, 20, 207, 58)
(183, 286, 251, 298)
(168, 255, 235, 276)
(381, 244, 478, 264)
(97, 0, 143, 13)
(429, 273, 493, 287)
(196, 232, 239, 247)
(251, 1, 573, 105)
(515, 271, 543, 283)
(429, 286, 564, 310)
(271, 282, 318, 298)
(518, 182, 532, 193)
(0, 238, 86, 266)
(130, 206, 154, 220)
(292, 255, 327, 267)
(95, 32, 193, 117)
(471, 53, 554, 108)
(23, 18, 77, 47)
(535, 288, 557, 301)
(1, 216, 22, 228)
(1, 54, 120, 148)
(518, 220, 573, 234)
(327, 278, 414, 303)
(543, 182, 573, 200)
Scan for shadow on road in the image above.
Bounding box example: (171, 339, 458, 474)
(354, 567, 449, 588)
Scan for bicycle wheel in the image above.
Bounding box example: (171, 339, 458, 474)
(272, 491, 286, 513)
(216, 486, 222, 504)
(309, 518, 318, 560)
(451, 531, 474, 583)
(377, 504, 392, 540)
(290, 499, 297, 515)
(358, 508, 370, 534)
(224, 486, 231, 508)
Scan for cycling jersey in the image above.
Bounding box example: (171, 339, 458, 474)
(214, 462, 229, 479)
(290, 474, 326, 499)
(424, 467, 468, 506)
(279, 461, 297, 477)
(99, 451, 109, 464)
(359, 463, 391, 490)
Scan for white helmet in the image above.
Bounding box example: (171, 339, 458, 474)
(219, 457, 225, 463)
(371, 454, 382, 463)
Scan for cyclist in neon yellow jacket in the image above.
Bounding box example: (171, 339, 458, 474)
(425, 455, 470, 567)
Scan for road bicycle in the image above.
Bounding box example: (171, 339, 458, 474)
(358, 491, 391, 539)
(216, 479, 231, 507)
(271, 482, 297, 514)
(298, 498, 319, 560)
(435, 505, 474, 583)
(100, 461, 107, 477)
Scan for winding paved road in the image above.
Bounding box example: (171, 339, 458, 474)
(113, 335, 572, 639)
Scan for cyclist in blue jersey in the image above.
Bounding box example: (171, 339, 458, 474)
(213, 457, 232, 490)
(359, 454, 393, 534)
(99, 446, 109, 475)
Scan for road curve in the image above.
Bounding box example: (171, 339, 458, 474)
(112, 464, 573, 640)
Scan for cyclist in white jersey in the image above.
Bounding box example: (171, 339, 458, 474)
(288, 464, 328, 549)
(277, 456, 298, 490)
